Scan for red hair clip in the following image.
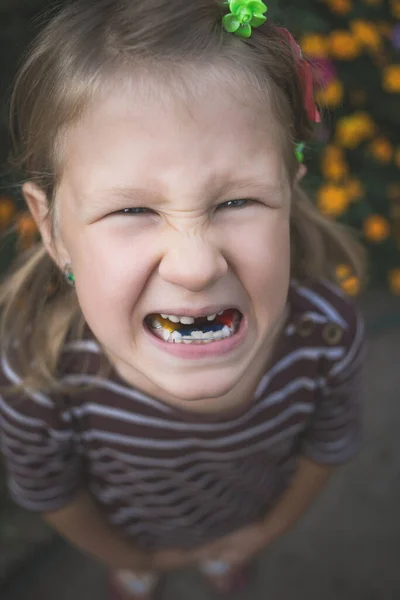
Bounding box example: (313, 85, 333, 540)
(279, 28, 321, 124)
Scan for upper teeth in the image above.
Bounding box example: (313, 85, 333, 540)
(160, 313, 219, 324)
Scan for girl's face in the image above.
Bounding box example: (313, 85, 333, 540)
(43, 75, 292, 410)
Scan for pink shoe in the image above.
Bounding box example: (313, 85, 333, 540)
(109, 572, 158, 600)
(200, 560, 252, 595)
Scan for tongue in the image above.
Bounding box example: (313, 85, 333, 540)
(215, 309, 237, 327)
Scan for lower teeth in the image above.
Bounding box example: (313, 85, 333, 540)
(147, 310, 241, 344)
(162, 325, 233, 344)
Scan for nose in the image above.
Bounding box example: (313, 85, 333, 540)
(158, 234, 228, 293)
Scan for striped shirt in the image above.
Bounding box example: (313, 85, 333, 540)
(0, 279, 366, 550)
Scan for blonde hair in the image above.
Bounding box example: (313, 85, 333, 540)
(0, 0, 367, 395)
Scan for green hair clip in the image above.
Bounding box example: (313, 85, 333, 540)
(222, 0, 268, 39)
(295, 142, 305, 163)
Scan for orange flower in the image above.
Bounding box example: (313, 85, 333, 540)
(0, 196, 16, 229)
(326, 0, 353, 15)
(336, 264, 360, 296)
(316, 79, 344, 108)
(345, 178, 365, 200)
(323, 160, 348, 181)
(321, 146, 348, 181)
(317, 184, 350, 217)
(300, 34, 328, 58)
(324, 145, 344, 161)
(350, 20, 381, 52)
(363, 215, 390, 242)
(328, 30, 361, 60)
(341, 276, 361, 296)
(388, 268, 400, 295)
(383, 65, 400, 93)
(368, 137, 394, 163)
(336, 264, 352, 280)
(335, 112, 376, 148)
(17, 213, 39, 249)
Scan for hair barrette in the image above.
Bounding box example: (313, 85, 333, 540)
(222, 0, 268, 39)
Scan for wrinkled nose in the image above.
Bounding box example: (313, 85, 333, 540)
(158, 235, 228, 293)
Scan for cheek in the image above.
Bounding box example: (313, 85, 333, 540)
(224, 213, 291, 326)
(226, 212, 291, 286)
(67, 228, 157, 322)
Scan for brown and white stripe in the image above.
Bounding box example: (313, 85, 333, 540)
(0, 279, 366, 549)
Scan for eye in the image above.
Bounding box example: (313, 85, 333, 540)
(217, 198, 253, 210)
(116, 207, 154, 215)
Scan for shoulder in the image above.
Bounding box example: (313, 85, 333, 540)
(59, 330, 112, 389)
(289, 278, 364, 336)
(287, 279, 366, 376)
(0, 351, 63, 429)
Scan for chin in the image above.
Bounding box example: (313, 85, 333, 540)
(151, 371, 242, 404)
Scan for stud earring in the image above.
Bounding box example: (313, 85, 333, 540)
(64, 264, 75, 286)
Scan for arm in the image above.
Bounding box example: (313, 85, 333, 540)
(44, 489, 211, 573)
(194, 456, 334, 565)
(261, 456, 333, 543)
(43, 489, 152, 571)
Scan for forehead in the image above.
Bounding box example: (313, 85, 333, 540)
(60, 67, 288, 198)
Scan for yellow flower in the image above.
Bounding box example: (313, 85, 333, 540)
(363, 215, 390, 243)
(341, 276, 361, 296)
(0, 196, 16, 229)
(316, 79, 344, 108)
(300, 34, 328, 58)
(345, 178, 365, 200)
(324, 145, 344, 160)
(17, 213, 39, 250)
(336, 264, 352, 280)
(335, 112, 376, 148)
(336, 264, 360, 296)
(383, 65, 400, 93)
(388, 268, 400, 295)
(323, 160, 348, 181)
(328, 30, 361, 60)
(350, 20, 382, 52)
(322, 146, 348, 181)
(317, 184, 350, 217)
(369, 137, 394, 163)
(326, 0, 353, 15)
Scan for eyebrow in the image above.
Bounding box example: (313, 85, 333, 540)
(85, 179, 285, 209)
(214, 179, 284, 197)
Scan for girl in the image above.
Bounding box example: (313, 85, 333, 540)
(0, 1, 367, 598)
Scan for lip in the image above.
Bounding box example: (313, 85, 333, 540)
(143, 313, 248, 359)
(144, 304, 243, 319)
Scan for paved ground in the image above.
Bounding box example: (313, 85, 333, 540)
(2, 291, 400, 600)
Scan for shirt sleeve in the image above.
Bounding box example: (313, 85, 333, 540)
(300, 309, 367, 465)
(0, 355, 84, 512)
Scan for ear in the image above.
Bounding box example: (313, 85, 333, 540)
(22, 182, 67, 266)
(295, 164, 308, 184)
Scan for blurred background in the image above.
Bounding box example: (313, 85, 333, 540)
(0, 0, 400, 599)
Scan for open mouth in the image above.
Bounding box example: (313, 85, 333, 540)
(144, 309, 243, 344)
